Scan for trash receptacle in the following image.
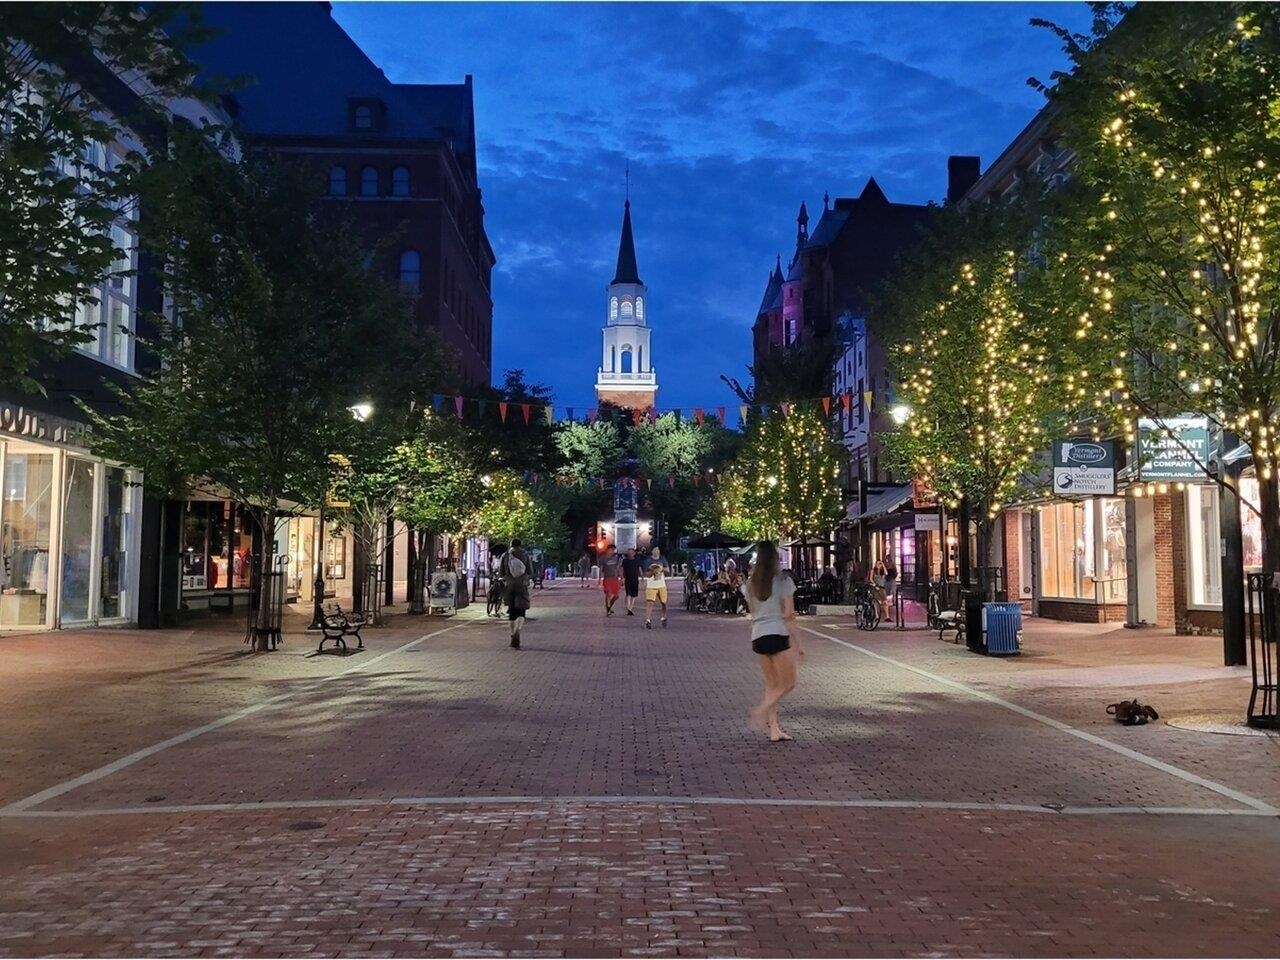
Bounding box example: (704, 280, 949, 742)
(963, 590, 984, 653)
(984, 602, 1022, 655)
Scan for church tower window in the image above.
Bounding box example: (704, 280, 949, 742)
(610, 297, 618, 320)
(621, 348, 633, 373)
(620, 300, 634, 319)
(636, 298, 644, 321)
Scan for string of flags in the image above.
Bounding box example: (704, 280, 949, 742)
(519, 471, 721, 491)
(431, 389, 877, 427)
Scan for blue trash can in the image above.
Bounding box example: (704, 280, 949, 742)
(984, 602, 1022, 655)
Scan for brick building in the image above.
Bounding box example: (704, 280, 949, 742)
(191, 2, 495, 386)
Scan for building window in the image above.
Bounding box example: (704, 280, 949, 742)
(1039, 498, 1127, 602)
(636, 297, 644, 321)
(1186, 484, 1223, 607)
(620, 300, 634, 319)
(74, 204, 136, 370)
(360, 166, 378, 197)
(610, 297, 618, 320)
(398, 249, 421, 292)
(328, 166, 347, 196)
(354, 104, 374, 130)
(392, 165, 410, 197)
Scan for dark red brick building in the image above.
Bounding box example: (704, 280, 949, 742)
(190, 3, 495, 385)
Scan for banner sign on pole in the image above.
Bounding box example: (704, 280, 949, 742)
(1136, 416, 1211, 480)
(1052, 439, 1117, 496)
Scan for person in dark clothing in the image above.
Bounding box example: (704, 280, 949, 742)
(501, 539, 531, 649)
(621, 547, 642, 616)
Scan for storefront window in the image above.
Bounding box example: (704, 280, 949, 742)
(1039, 498, 1127, 602)
(1239, 476, 1263, 570)
(60, 457, 96, 623)
(1187, 485, 1223, 607)
(100, 467, 127, 618)
(326, 534, 346, 580)
(1, 450, 54, 627)
(182, 502, 211, 590)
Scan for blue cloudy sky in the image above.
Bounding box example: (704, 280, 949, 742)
(332, 2, 1092, 411)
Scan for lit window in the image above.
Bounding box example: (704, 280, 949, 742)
(328, 166, 347, 196)
(392, 166, 410, 197)
(610, 297, 618, 319)
(398, 249, 421, 292)
(636, 298, 644, 320)
(354, 104, 374, 130)
(620, 300, 634, 319)
(361, 166, 378, 197)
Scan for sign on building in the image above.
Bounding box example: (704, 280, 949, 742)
(914, 513, 942, 532)
(1052, 439, 1117, 496)
(1136, 416, 1212, 480)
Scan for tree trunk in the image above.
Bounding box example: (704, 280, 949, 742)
(409, 529, 430, 614)
(1258, 472, 1280, 578)
(254, 508, 278, 652)
(976, 512, 998, 602)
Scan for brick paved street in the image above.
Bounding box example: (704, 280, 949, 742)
(2, 583, 1279, 957)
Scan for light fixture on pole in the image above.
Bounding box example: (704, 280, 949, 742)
(890, 403, 912, 426)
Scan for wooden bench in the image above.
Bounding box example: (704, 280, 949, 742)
(317, 607, 366, 654)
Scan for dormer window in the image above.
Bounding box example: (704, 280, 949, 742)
(348, 98, 386, 133)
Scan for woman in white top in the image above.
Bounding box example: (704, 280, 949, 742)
(739, 540, 804, 742)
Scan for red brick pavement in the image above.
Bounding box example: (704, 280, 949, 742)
(1, 584, 1278, 956)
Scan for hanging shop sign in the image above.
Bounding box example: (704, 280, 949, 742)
(1136, 416, 1212, 480)
(1052, 439, 1117, 496)
(914, 513, 942, 532)
(911, 478, 938, 510)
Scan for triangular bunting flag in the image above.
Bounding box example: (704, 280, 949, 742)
(454, 395, 464, 418)
(693, 473, 701, 486)
(717, 406, 726, 424)
(667, 476, 675, 488)
(521, 403, 532, 424)
(498, 401, 509, 422)
(781, 401, 793, 417)
(632, 409, 644, 426)
(739, 405, 749, 425)
(477, 399, 487, 418)
(694, 408, 704, 425)
(673, 409, 682, 423)
(588, 408, 598, 425)
(432, 394, 443, 413)
(863, 390, 873, 413)
(648, 408, 657, 424)
(840, 392, 852, 413)
(822, 396, 832, 415)
(567, 407, 574, 422)
(544, 406, 553, 425)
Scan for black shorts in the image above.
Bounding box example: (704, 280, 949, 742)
(752, 634, 791, 656)
(624, 578, 640, 597)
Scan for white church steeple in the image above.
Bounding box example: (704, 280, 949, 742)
(595, 197, 657, 410)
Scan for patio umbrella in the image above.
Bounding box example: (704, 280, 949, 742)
(687, 532, 748, 573)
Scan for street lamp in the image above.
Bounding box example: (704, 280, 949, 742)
(349, 402, 374, 422)
(311, 402, 375, 629)
(890, 403, 912, 426)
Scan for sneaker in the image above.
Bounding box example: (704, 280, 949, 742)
(661, 617, 668, 628)
(645, 620, 652, 630)
(627, 609, 634, 616)
(510, 636, 520, 649)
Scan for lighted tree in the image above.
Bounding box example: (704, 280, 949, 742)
(882, 241, 1078, 578)
(716, 408, 842, 542)
(1042, 2, 1280, 572)
(468, 470, 566, 553)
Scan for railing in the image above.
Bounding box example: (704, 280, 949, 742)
(595, 371, 657, 384)
(1245, 573, 1278, 729)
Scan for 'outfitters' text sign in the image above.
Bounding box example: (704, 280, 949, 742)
(1052, 439, 1117, 496)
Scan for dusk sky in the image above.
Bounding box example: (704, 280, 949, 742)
(332, 2, 1094, 412)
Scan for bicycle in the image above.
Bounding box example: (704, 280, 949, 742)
(486, 576, 506, 618)
(853, 582, 881, 631)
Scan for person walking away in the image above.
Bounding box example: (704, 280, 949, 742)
(882, 552, 899, 624)
(501, 539, 531, 649)
(644, 561, 669, 629)
(599, 544, 623, 616)
(621, 547, 642, 616)
(740, 540, 803, 742)
(872, 559, 890, 621)
(578, 551, 591, 588)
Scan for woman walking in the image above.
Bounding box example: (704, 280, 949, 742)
(502, 539, 531, 649)
(739, 540, 803, 742)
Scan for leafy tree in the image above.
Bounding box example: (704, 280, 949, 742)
(85, 130, 409, 647)
(1040, 2, 1280, 573)
(1, 3, 206, 392)
(721, 338, 839, 405)
(629, 413, 741, 546)
(556, 419, 624, 483)
(715, 408, 842, 541)
(468, 470, 566, 554)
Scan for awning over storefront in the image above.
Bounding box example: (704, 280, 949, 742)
(845, 483, 913, 523)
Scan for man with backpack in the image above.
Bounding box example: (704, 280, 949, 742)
(501, 539, 531, 649)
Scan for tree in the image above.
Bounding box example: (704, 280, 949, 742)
(721, 338, 839, 406)
(715, 408, 842, 542)
(468, 470, 566, 554)
(629, 412, 740, 547)
(1040, 2, 1280, 574)
(394, 414, 486, 614)
(85, 130, 408, 648)
(1, 3, 205, 392)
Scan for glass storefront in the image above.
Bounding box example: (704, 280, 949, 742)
(0, 438, 138, 629)
(1185, 478, 1263, 608)
(1039, 497, 1127, 602)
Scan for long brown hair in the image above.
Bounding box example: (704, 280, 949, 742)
(749, 541, 779, 602)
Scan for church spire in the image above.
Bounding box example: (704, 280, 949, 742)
(611, 199, 641, 285)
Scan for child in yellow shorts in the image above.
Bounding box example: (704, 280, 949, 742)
(644, 562, 668, 629)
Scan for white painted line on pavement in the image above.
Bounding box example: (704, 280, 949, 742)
(1, 622, 474, 814)
(0, 794, 1272, 819)
(803, 625, 1280, 816)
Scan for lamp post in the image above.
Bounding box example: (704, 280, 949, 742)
(309, 402, 374, 630)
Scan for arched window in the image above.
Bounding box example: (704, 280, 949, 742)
(328, 165, 347, 196)
(354, 104, 374, 130)
(398, 249, 421, 292)
(636, 297, 644, 320)
(392, 166, 410, 197)
(610, 297, 618, 320)
(620, 300, 634, 319)
(360, 166, 378, 197)
(620, 348, 633, 374)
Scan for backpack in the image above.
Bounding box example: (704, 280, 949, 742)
(504, 553, 526, 578)
(1106, 699, 1159, 726)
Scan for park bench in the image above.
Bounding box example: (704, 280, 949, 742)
(317, 606, 366, 654)
(928, 581, 964, 644)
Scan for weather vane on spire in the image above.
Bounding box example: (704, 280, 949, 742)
(625, 160, 630, 202)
